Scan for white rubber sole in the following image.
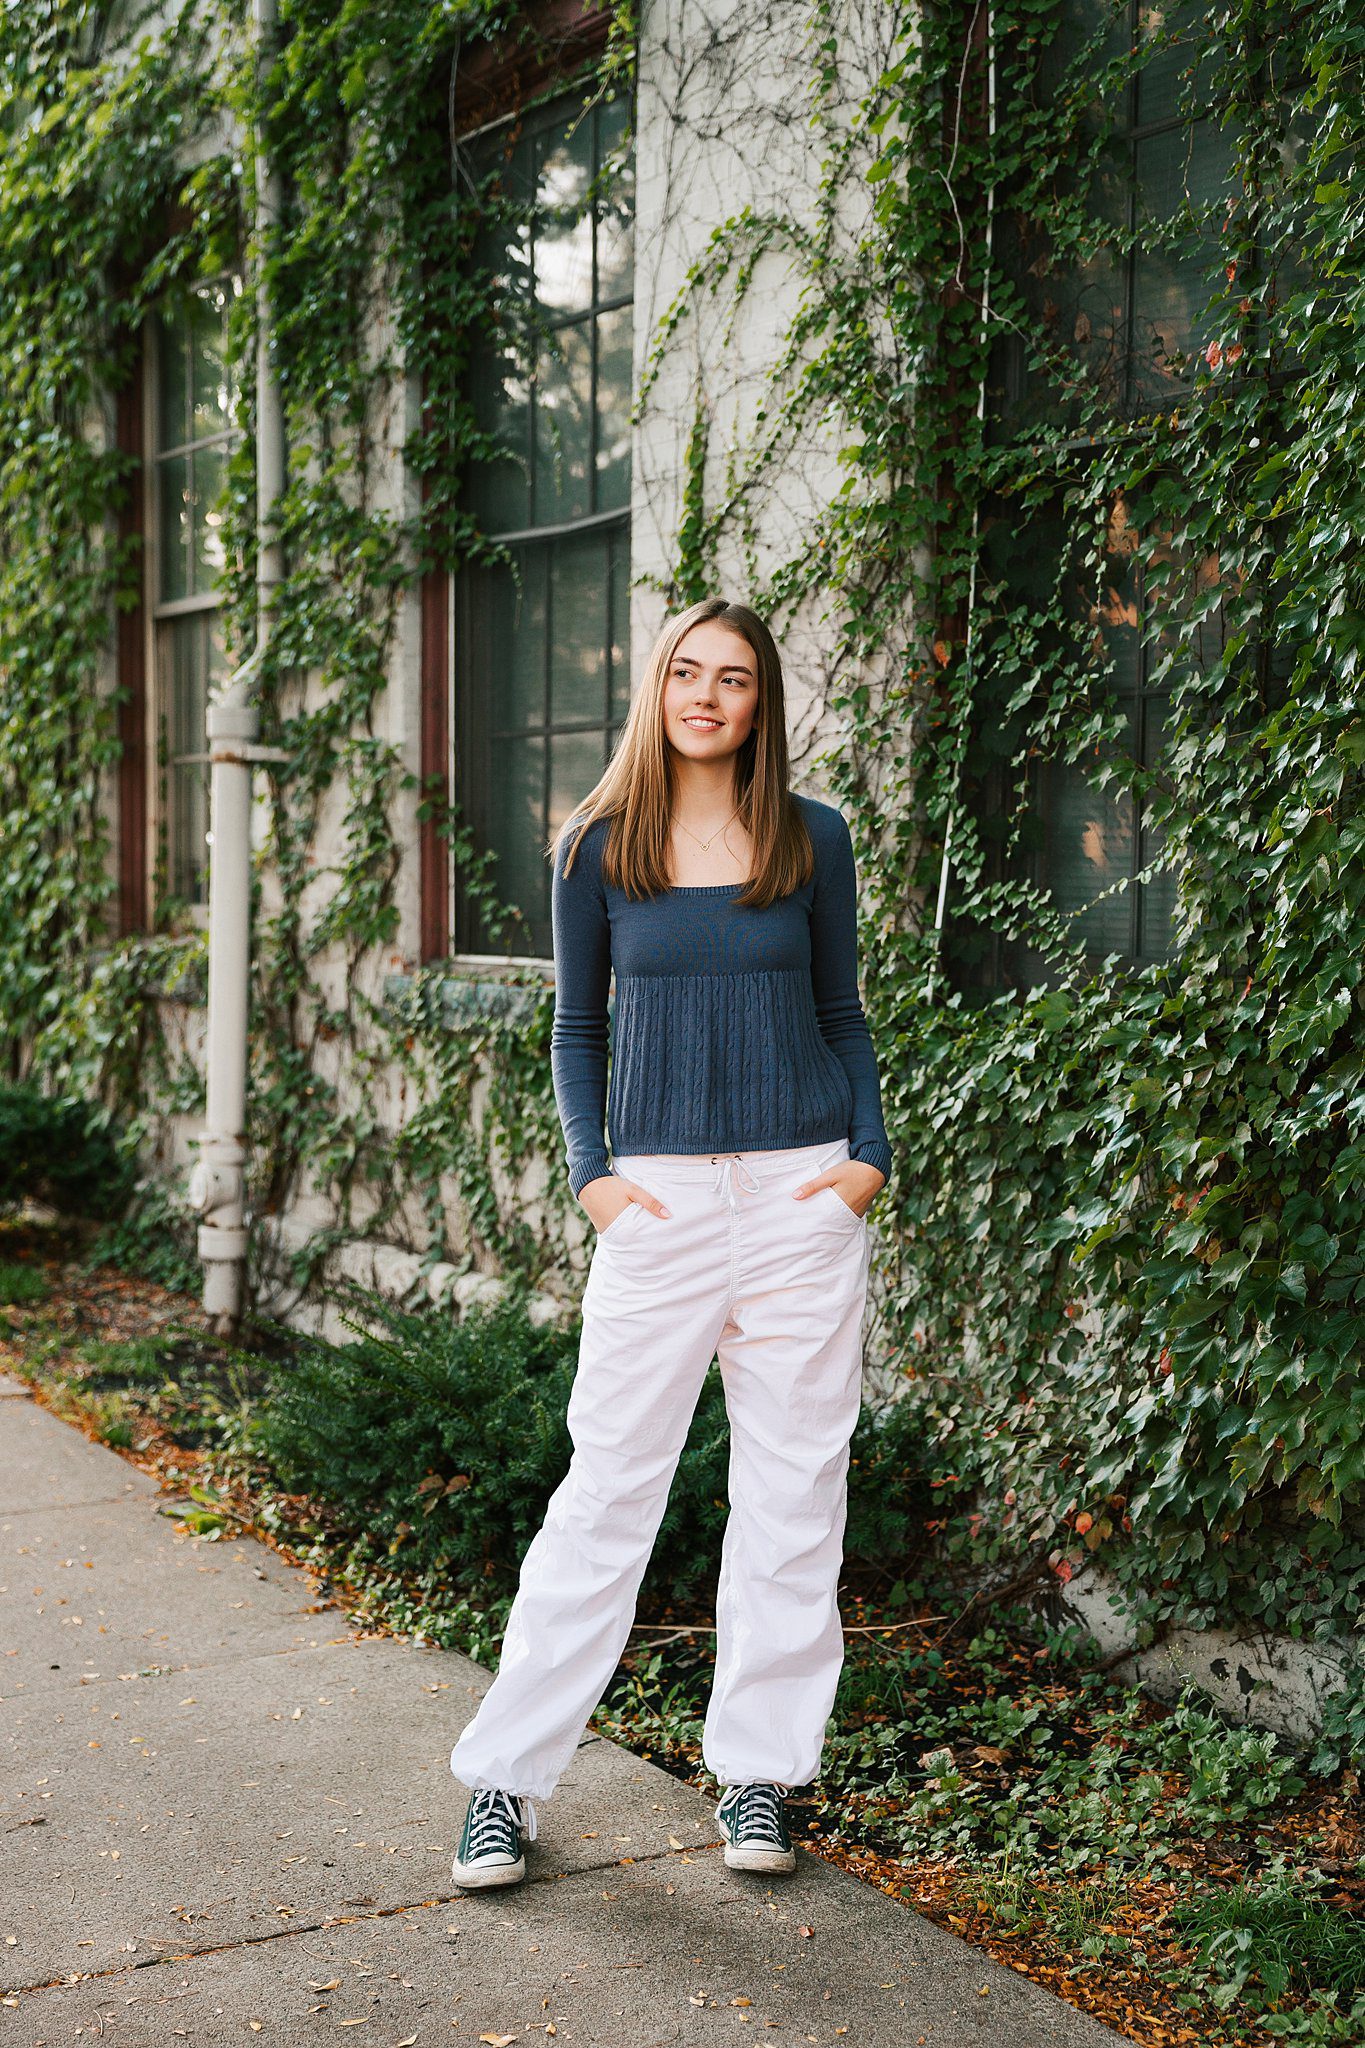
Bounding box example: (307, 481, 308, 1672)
(721, 1840, 797, 1874)
(451, 1853, 526, 1889)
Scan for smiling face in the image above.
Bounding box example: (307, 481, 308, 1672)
(662, 617, 761, 761)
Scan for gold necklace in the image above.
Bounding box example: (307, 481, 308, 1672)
(672, 806, 742, 852)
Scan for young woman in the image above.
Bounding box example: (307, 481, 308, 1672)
(449, 596, 893, 1889)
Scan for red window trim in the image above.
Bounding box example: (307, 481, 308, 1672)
(449, 1, 616, 133)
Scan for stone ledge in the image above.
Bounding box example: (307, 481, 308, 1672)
(381, 969, 564, 1030)
(252, 1210, 574, 1345)
(1060, 1556, 1362, 1746)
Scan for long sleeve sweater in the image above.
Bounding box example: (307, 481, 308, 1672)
(549, 793, 894, 1198)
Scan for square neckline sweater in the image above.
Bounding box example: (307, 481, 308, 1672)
(550, 792, 894, 1198)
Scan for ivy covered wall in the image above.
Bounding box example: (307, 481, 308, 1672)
(1, 0, 1362, 1740)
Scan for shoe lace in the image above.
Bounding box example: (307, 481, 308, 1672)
(725, 1781, 786, 1843)
(464, 1786, 538, 1855)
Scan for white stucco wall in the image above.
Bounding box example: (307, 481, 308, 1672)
(631, 0, 907, 771)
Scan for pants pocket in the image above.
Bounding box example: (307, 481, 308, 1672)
(816, 1183, 866, 1230)
(597, 1197, 645, 1243)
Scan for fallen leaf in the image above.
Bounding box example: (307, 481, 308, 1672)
(668, 1835, 685, 1850)
(479, 2036, 517, 2046)
(797, 1925, 815, 1938)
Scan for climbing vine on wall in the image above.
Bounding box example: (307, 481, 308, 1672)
(0, 0, 636, 1306)
(633, 0, 1365, 1702)
(1, 0, 1363, 1732)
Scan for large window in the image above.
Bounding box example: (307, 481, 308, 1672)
(946, 2, 1246, 996)
(453, 87, 634, 960)
(149, 274, 241, 917)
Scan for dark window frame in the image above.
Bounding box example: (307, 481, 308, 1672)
(146, 269, 244, 923)
(944, 0, 1284, 1001)
(449, 72, 635, 964)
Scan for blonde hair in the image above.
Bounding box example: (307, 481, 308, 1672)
(545, 597, 815, 909)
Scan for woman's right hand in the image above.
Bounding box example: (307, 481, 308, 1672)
(577, 1174, 670, 1234)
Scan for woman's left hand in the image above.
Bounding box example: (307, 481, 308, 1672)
(793, 1161, 887, 1219)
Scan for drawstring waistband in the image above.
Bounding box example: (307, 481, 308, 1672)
(610, 1140, 852, 1190)
(710, 1152, 760, 1214)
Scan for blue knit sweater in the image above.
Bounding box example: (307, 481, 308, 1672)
(550, 793, 894, 1198)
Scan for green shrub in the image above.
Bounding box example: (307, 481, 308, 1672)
(0, 1082, 133, 1221)
(88, 1177, 201, 1293)
(252, 1288, 929, 1611)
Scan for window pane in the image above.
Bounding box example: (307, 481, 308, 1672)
(533, 316, 593, 523)
(488, 732, 547, 932)
(190, 442, 228, 595)
(190, 280, 235, 440)
(496, 548, 548, 734)
(595, 94, 634, 302)
(464, 549, 547, 735)
(158, 452, 190, 604)
(1136, 0, 1219, 128)
(166, 612, 209, 760)
(991, 142, 1127, 430)
(1131, 118, 1235, 400)
(1039, 742, 1136, 957)
(163, 611, 223, 908)
(595, 300, 633, 511)
(549, 532, 608, 725)
(1036, 0, 1129, 101)
(534, 116, 593, 315)
(609, 524, 631, 721)
(466, 323, 533, 532)
(157, 308, 188, 452)
(549, 727, 609, 846)
(1266, 105, 1315, 336)
(1095, 507, 1142, 691)
(472, 179, 534, 300)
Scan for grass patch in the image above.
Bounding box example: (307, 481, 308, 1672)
(1174, 1874, 1365, 2007)
(0, 1259, 48, 1306)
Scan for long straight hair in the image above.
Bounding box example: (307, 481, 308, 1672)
(545, 597, 815, 909)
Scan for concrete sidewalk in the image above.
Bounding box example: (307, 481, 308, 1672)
(0, 1368, 1127, 2047)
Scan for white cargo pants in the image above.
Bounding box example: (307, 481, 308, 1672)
(448, 1138, 871, 1829)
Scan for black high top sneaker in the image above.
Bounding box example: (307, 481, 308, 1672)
(451, 1787, 537, 1889)
(715, 1780, 797, 1874)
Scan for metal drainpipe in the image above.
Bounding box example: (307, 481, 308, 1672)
(186, 0, 289, 1335)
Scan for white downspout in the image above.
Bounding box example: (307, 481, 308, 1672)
(186, 0, 288, 1333)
